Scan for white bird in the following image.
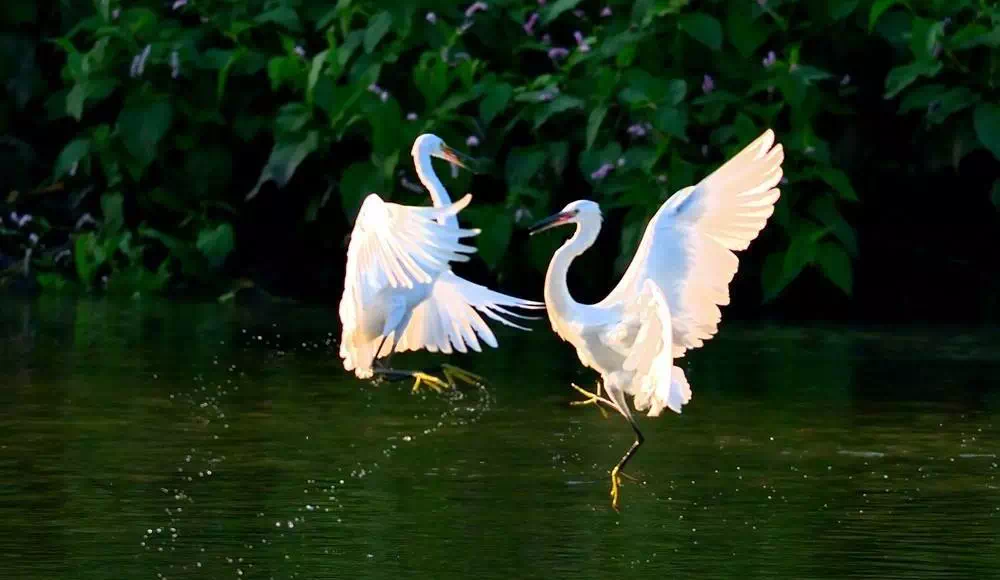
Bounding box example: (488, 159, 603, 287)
(529, 129, 784, 510)
(339, 134, 543, 391)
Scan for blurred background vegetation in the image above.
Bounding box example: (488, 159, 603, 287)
(0, 0, 997, 323)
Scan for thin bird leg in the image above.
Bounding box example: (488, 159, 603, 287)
(569, 382, 611, 418)
(440, 363, 485, 387)
(369, 336, 451, 393)
(609, 418, 645, 511)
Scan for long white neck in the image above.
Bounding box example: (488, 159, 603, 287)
(414, 151, 457, 228)
(544, 218, 601, 322)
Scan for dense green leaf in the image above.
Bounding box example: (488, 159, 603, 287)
(869, 0, 905, 31)
(810, 167, 859, 202)
(884, 61, 942, 99)
(339, 162, 382, 219)
(53, 138, 90, 179)
(541, 0, 584, 24)
(462, 206, 512, 270)
(480, 82, 513, 125)
(247, 131, 319, 199)
(678, 13, 723, 51)
(255, 7, 302, 32)
(506, 147, 548, 186)
(816, 242, 853, 295)
(973, 103, 1000, 161)
(828, 0, 860, 20)
(100, 192, 124, 233)
(533, 95, 584, 129)
(653, 107, 688, 140)
(66, 79, 116, 120)
(196, 223, 235, 269)
(726, 2, 769, 56)
(586, 105, 608, 150)
(117, 100, 173, 171)
(364, 11, 393, 53)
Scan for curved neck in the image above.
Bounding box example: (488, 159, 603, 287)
(544, 218, 601, 320)
(414, 151, 456, 228)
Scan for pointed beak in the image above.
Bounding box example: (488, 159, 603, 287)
(440, 144, 472, 171)
(529, 212, 574, 236)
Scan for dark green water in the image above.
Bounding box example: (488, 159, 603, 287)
(1, 298, 998, 579)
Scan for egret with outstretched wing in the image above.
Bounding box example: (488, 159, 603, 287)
(529, 130, 784, 509)
(339, 135, 543, 391)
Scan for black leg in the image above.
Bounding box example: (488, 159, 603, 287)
(609, 417, 644, 511)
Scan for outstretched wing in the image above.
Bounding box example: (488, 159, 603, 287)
(339, 193, 480, 374)
(391, 271, 544, 355)
(599, 129, 784, 358)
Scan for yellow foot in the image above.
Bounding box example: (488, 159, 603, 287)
(441, 363, 484, 387)
(569, 383, 610, 418)
(411, 372, 451, 394)
(610, 465, 623, 511)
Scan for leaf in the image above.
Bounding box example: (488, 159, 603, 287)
(541, 0, 583, 24)
(726, 2, 768, 57)
(267, 56, 303, 91)
(117, 100, 173, 171)
(925, 87, 980, 125)
(74, 232, 101, 288)
(413, 54, 449, 107)
(364, 11, 393, 53)
(505, 147, 548, 186)
(586, 105, 608, 150)
(653, 106, 688, 140)
(533, 95, 584, 130)
(53, 138, 90, 179)
(909, 17, 945, 62)
(254, 7, 302, 33)
(306, 49, 330, 105)
(884, 61, 942, 99)
(462, 206, 512, 270)
(101, 192, 124, 233)
(973, 103, 1000, 161)
(678, 13, 722, 51)
(480, 82, 512, 125)
(869, 0, 905, 31)
(275, 103, 312, 136)
(949, 24, 1000, 51)
(247, 131, 319, 199)
(66, 79, 117, 120)
(196, 223, 235, 269)
(663, 79, 687, 106)
(827, 0, 860, 20)
(816, 242, 853, 295)
(808, 196, 858, 256)
(811, 167, 858, 202)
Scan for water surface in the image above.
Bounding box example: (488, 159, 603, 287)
(1, 298, 998, 579)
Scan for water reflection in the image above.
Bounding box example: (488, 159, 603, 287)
(0, 298, 997, 579)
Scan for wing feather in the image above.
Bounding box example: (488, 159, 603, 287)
(599, 129, 784, 358)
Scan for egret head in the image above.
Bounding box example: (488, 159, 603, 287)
(411, 133, 471, 170)
(529, 200, 602, 235)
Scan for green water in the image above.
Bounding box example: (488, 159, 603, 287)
(1, 298, 998, 579)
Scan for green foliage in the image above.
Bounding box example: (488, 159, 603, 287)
(0, 0, 997, 302)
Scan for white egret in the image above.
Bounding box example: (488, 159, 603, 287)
(529, 130, 784, 509)
(339, 134, 543, 392)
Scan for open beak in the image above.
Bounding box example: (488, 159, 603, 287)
(440, 144, 472, 171)
(529, 212, 574, 236)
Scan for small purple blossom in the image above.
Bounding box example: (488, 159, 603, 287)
(172, 0, 187, 9)
(757, 0, 766, 6)
(591, 163, 614, 180)
(656, 174, 668, 184)
(572, 9, 584, 18)
(542, 34, 551, 44)
(616, 157, 625, 167)
(523, 12, 539, 35)
(789, 63, 799, 72)
(537, 0, 546, 4)
(112, 8, 120, 19)
(780, 176, 788, 185)
(458, 19, 474, 34)
(627, 123, 647, 138)
(69, 161, 78, 177)
(465, 2, 488, 18)
(601, 6, 612, 17)
(130, 44, 151, 78)
(294, 45, 306, 58)
(426, 12, 437, 24)
(804, 146, 815, 155)
(170, 50, 180, 78)
(514, 207, 531, 224)
(54, 249, 71, 264)
(547, 47, 569, 60)
(701, 145, 709, 156)
(763, 50, 776, 68)
(10, 212, 32, 227)
(29, 233, 39, 245)
(406, 112, 418, 121)
(701, 74, 714, 94)
(75, 213, 97, 230)
(368, 83, 389, 102)
(466, 135, 480, 147)
(841, 74, 851, 86)
(573, 31, 590, 52)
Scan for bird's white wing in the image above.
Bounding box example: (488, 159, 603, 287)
(391, 271, 544, 355)
(599, 129, 784, 358)
(339, 193, 480, 374)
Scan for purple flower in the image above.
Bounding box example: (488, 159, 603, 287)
(458, 19, 474, 34)
(514, 207, 532, 224)
(112, 8, 120, 19)
(701, 74, 714, 94)
(465, 2, 488, 17)
(542, 34, 551, 44)
(130, 44, 151, 78)
(616, 157, 625, 167)
(627, 123, 647, 138)
(367, 83, 389, 102)
(572, 9, 584, 18)
(601, 6, 612, 17)
(574, 31, 590, 52)
(591, 163, 614, 180)
(789, 63, 799, 72)
(840, 74, 851, 86)
(656, 174, 668, 184)
(701, 145, 709, 156)
(426, 12, 437, 24)
(406, 112, 418, 121)
(538, 0, 546, 4)
(547, 47, 569, 60)
(170, 50, 180, 78)
(466, 135, 480, 147)
(294, 45, 306, 57)
(763, 50, 776, 68)
(172, 0, 187, 9)
(75, 213, 97, 230)
(780, 177, 788, 185)
(29, 233, 39, 245)
(523, 12, 539, 35)
(757, 0, 767, 6)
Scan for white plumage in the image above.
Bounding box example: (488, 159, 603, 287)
(339, 134, 543, 387)
(530, 129, 784, 509)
